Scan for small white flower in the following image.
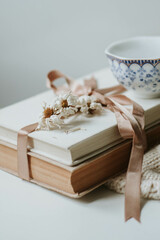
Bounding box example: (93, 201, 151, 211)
(36, 117, 47, 130)
(53, 99, 61, 109)
(51, 95, 65, 109)
(58, 107, 77, 118)
(77, 96, 85, 105)
(82, 95, 96, 103)
(52, 92, 78, 109)
(37, 115, 64, 130)
(67, 94, 78, 106)
(90, 102, 103, 111)
(49, 115, 64, 128)
(36, 91, 102, 130)
(80, 106, 89, 114)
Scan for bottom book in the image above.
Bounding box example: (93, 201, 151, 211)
(0, 123, 160, 198)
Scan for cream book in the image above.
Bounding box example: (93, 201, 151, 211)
(0, 68, 160, 166)
(0, 124, 160, 196)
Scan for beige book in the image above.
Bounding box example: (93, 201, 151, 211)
(0, 123, 159, 197)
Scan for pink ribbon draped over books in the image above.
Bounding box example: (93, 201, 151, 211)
(17, 70, 147, 222)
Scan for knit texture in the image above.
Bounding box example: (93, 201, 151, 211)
(105, 144, 160, 199)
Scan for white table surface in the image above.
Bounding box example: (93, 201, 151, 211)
(0, 169, 159, 240)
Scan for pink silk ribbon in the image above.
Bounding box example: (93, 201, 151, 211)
(17, 70, 147, 222)
(17, 123, 38, 180)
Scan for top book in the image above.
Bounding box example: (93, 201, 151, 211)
(0, 68, 160, 166)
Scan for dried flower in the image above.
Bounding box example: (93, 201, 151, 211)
(61, 99, 68, 108)
(58, 106, 78, 118)
(36, 92, 103, 130)
(90, 102, 103, 111)
(43, 107, 54, 118)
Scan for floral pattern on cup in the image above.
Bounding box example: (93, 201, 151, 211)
(107, 56, 160, 97)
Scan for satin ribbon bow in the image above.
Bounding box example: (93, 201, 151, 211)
(17, 70, 147, 222)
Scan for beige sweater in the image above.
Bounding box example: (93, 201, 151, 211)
(105, 145, 160, 199)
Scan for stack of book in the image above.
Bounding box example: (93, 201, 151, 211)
(0, 68, 160, 197)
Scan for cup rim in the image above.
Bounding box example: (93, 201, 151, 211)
(105, 36, 160, 61)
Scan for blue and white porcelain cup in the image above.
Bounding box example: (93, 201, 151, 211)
(105, 36, 160, 98)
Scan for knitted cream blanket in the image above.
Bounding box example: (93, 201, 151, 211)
(105, 145, 160, 199)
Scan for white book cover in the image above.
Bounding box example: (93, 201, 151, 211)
(0, 68, 160, 165)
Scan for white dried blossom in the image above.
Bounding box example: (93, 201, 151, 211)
(37, 115, 64, 130)
(36, 92, 103, 130)
(67, 94, 78, 106)
(58, 106, 78, 118)
(49, 115, 64, 128)
(52, 92, 78, 109)
(51, 94, 67, 109)
(79, 95, 96, 104)
(76, 97, 86, 108)
(90, 102, 103, 111)
(36, 117, 47, 130)
(80, 106, 89, 114)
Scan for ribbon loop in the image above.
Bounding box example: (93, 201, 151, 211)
(47, 70, 73, 92)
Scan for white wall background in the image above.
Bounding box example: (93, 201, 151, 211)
(0, 0, 160, 108)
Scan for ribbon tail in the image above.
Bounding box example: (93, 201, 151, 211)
(17, 122, 38, 181)
(125, 173, 141, 222)
(107, 96, 145, 223)
(125, 143, 144, 222)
